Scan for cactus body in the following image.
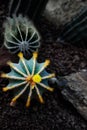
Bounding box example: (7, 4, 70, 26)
(60, 7, 87, 45)
(1, 52, 55, 107)
(4, 15, 40, 56)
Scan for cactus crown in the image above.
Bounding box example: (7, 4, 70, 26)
(4, 15, 41, 56)
(1, 52, 55, 107)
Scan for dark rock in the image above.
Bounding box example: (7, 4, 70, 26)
(59, 7, 87, 45)
(44, 0, 87, 26)
(52, 69, 87, 120)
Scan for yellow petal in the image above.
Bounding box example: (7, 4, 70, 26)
(2, 87, 8, 92)
(33, 52, 38, 59)
(18, 52, 23, 59)
(26, 97, 31, 107)
(44, 60, 50, 67)
(1, 73, 7, 78)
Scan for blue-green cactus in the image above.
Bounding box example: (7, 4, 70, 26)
(1, 52, 55, 107)
(4, 15, 40, 56)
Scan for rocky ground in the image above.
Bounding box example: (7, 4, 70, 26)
(0, 0, 87, 130)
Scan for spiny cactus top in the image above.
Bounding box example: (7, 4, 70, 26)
(1, 52, 55, 107)
(4, 15, 40, 56)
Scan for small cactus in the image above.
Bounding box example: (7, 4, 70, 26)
(4, 15, 40, 56)
(1, 52, 55, 107)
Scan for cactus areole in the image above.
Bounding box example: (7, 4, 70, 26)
(1, 52, 55, 107)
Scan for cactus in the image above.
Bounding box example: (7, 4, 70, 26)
(9, 0, 48, 21)
(1, 52, 55, 107)
(4, 15, 40, 56)
(60, 7, 87, 44)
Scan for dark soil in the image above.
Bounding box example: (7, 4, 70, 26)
(0, 0, 87, 130)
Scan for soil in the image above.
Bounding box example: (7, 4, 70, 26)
(0, 0, 87, 130)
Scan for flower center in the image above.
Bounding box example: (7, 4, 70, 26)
(26, 74, 42, 89)
(32, 74, 42, 83)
